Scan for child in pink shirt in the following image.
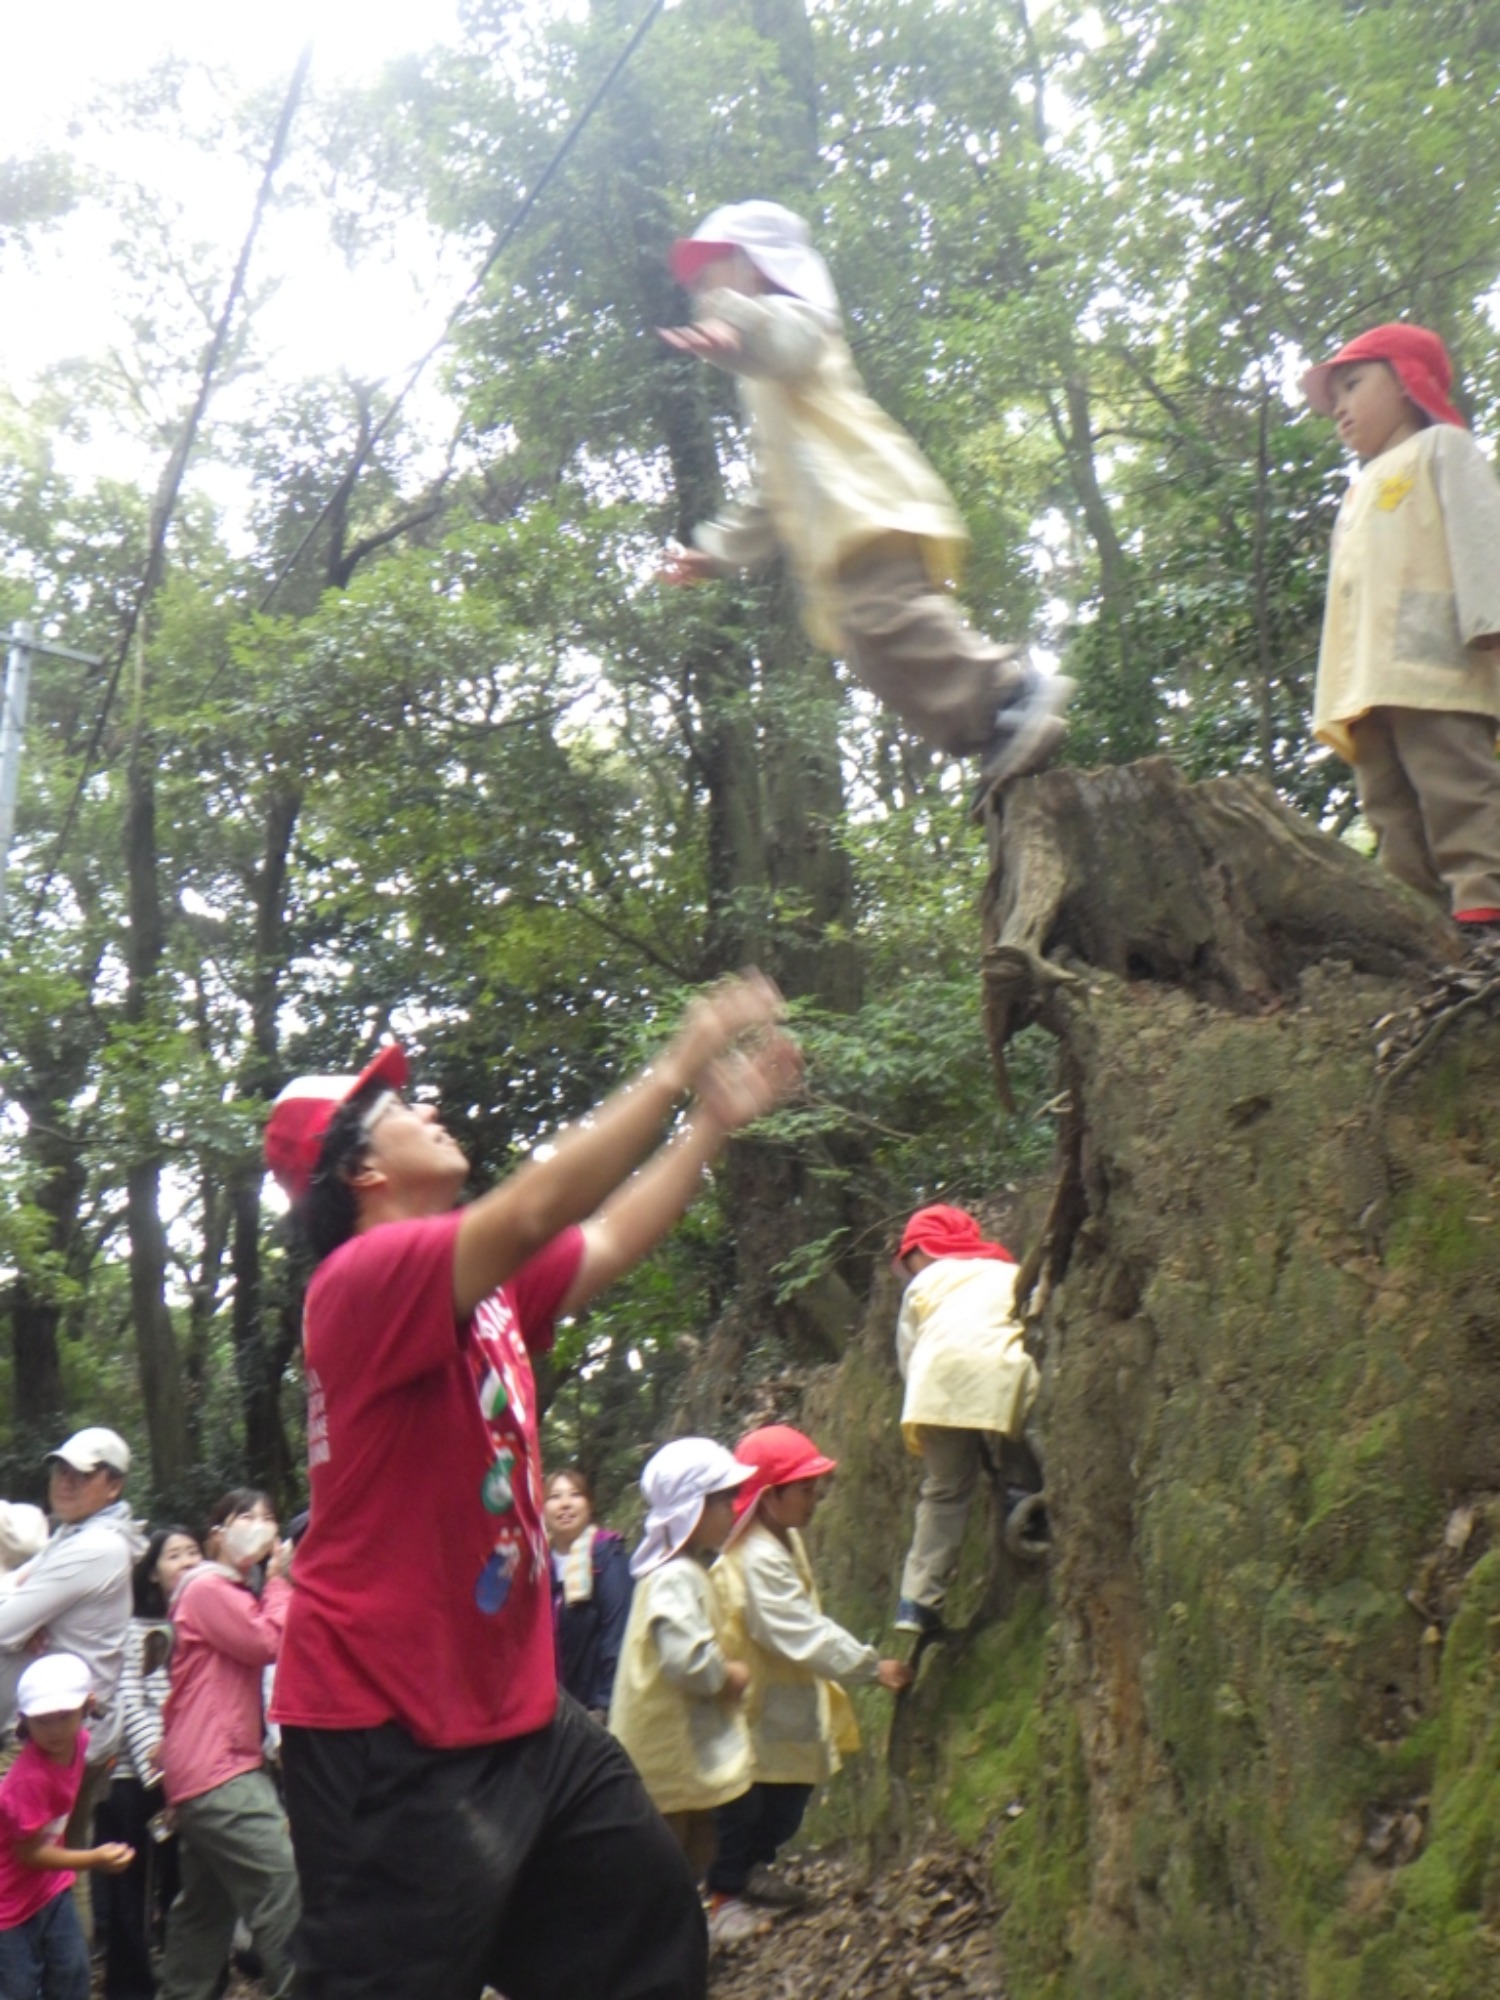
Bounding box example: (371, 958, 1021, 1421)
(0, 1653, 133, 2000)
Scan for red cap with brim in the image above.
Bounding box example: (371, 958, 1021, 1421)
(1302, 322, 1467, 429)
(264, 1042, 409, 1203)
(669, 238, 737, 289)
(727, 1423, 838, 1539)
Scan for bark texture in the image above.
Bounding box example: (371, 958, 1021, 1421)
(804, 762, 1500, 1998)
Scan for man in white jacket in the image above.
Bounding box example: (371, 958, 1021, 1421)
(0, 1425, 142, 1911)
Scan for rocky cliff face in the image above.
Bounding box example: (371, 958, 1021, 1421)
(805, 765, 1500, 1998)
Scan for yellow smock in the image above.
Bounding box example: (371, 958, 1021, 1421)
(896, 1257, 1037, 1455)
(1313, 425, 1500, 763)
(607, 1553, 749, 1815)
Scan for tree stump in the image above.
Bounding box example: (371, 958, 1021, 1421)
(981, 758, 1452, 1084)
(935, 757, 1500, 1996)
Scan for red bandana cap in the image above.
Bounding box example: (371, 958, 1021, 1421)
(895, 1204, 1015, 1270)
(728, 1423, 837, 1528)
(263, 1042, 409, 1202)
(1302, 323, 1466, 430)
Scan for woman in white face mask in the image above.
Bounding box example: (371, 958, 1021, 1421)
(155, 1492, 299, 2000)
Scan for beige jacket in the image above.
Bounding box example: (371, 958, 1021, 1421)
(1313, 425, 1500, 761)
(691, 290, 970, 651)
(607, 1554, 749, 1815)
(713, 1521, 869, 1787)
(896, 1258, 1037, 1454)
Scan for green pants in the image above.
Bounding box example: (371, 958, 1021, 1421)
(158, 1769, 299, 2000)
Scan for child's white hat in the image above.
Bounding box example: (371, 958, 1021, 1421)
(0, 1501, 48, 1571)
(630, 1437, 753, 1578)
(17, 1652, 91, 1717)
(670, 201, 841, 322)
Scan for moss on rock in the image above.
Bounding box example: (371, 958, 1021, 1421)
(803, 963, 1500, 1997)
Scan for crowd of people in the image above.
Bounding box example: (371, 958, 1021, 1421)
(3, 199, 1498, 2000)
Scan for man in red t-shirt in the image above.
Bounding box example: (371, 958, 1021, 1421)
(264, 975, 800, 2000)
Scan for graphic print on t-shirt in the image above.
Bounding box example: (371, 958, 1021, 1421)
(469, 1289, 550, 1615)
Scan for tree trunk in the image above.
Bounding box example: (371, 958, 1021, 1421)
(951, 759, 1499, 1994)
(123, 743, 189, 1495)
(607, 0, 868, 1376)
(229, 778, 302, 1496)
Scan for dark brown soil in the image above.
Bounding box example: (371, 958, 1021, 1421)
(709, 1841, 1004, 1999)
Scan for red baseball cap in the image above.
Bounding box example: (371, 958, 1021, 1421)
(263, 1043, 409, 1202)
(1302, 323, 1466, 429)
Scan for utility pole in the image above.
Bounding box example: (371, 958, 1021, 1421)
(0, 621, 105, 925)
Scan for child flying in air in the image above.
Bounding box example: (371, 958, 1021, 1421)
(659, 200, 1071, 812)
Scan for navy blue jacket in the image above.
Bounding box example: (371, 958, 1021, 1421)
(552, 1528, 633, 1714)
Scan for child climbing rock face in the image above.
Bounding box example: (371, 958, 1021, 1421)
(608, 1439, 754, 1905)
(658, 199, 1072, 812)
(890, 1205, 1040, 1640)
(1303, 322, 1500, 946)
(706, 1425, 911, 1940)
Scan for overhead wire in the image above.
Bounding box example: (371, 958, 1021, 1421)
(257, 0, 670, 613)
(32, 42, 314, 916)
(35, 0, 671, 910)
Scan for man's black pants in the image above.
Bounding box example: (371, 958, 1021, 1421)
(281, 1696, 707, 2000)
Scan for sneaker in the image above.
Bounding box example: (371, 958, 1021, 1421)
(707, 1895, 769, 1945)
(743, 1863, 810, 1909)
(970, 669, 1074, 812)
(893, 1598, 945, 1638)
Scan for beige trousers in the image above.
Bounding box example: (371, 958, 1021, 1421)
(1350, 706, 1500, 915)
(662, 1808, 718, 1883)
(833, 548, 1025, 756)
(899, 1425, 998, 1613)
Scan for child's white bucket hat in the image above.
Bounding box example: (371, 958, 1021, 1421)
(630, 1437, 753, 1578)
(670, 201, 840, 322)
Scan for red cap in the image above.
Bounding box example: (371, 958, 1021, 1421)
(728, 1424, 837, 1530)
(668, 238, 738, 289)
(263, 1043, 409, 1202)
(1302, 323, 1466, 429)
(895, 1203, 1015, 1270)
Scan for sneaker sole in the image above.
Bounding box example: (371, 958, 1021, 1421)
(969, 704, 1070, 820)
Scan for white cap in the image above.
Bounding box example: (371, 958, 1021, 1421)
(669, 202, 841, 323)
(17, 1653, 92, 1717)
(630, 1438, 753, 1579)
(47, 1428, 131, 1477)
(0, 1502, 48, 1570)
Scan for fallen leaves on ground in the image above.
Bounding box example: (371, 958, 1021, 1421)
(710, 1839, 1005, 1999)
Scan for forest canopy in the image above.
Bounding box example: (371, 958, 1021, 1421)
(1, 0, 1497, 1512)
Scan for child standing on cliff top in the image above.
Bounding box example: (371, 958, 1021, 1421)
(1303, 322, 1500, 948)
(658, 200, 1072, 812)
(891, 1205, 1040, 1640)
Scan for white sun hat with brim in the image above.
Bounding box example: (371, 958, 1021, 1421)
(630, 1438, 755, 1579)
(17, 1652, 92, 1717)
(669, 201, 841, 323)
(0, 1502, 48, 1570)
